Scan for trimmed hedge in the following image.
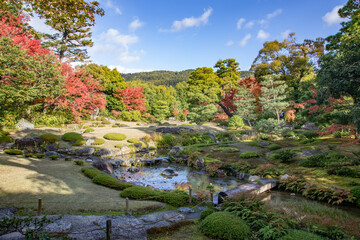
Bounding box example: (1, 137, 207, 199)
(157, 191, 189, 206)
(240, 152, 259, 158)
(279, 229, 325, 240)
(81, 167, 104, 179)
(39, 133, 60, 143)
(199, 212, 250, 240)
(103, 133, 126, 141)
(4, 149, 23, 155)
(92, 174, 132, 190)
(92, 138, 105, 145)
(120, 186, 161, 199)
(62, 132, 83, 142)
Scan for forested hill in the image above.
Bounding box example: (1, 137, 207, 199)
(122, 70, 253, 86)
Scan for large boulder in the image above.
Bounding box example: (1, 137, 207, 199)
(76, 147, 95, 156)
(168, 146, 184, 155)
(14, 137, 45, 150)
(301, 122, 318, 131)
(155, 127, 194, 135)
(15, 118, 34, 130)
(45, 143, 58, 152)
(195, 158, 205, 168)
(92, 160, 114, 174)
(160, 169, 178, 177)
(94, 148, 113, 158)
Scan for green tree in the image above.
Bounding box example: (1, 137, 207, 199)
(317, 0, 360, 130)
(259, 75, 288, 122)
(234, 86, 257, 126)
(251, 34, 324, 101)
(1, 0, 104, 62)
(82, 64, 126, 111)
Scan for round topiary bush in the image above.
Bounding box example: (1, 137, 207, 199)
(39, 133, 60, 143)
(84, 128, 95, 133)
(199, 212, 250, 240)
(127, 138, 140, 143)
(240, 152, 259, 158)
(62, 132, 83, 142)
(4, 149, 23, 155)
(72, 140, 86, 146)
(200, 208, 215, 220)
(92, 138, 106, 145)
(114, 144, 124, 149)
(103, 133, 126, 141)
(156, 191, 190, 207)
(49, 155, 60, 160)
(34, 153, 45, 159)
(279, 229, 325, 240)
(74, 160, 84, 166)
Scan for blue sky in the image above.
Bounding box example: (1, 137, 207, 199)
(31, 0, 347, 73)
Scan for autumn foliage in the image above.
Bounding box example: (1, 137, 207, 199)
(115, 86, 146, 112)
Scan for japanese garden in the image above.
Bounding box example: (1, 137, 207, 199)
(0, 0, 359, 239)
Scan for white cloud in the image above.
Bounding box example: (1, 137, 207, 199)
(238, 34, 251, 46)
(109, 65, 153, 74)
(281, 29, 291, 39)
(129, 17, 144, 32)
(102, 28, 138, 50)
(322, 5, 344, 25)
(237, 18, 246, 30)
(257, 30, 270, 40)
(28, 14, 58, 34)
(267, 9, 282, 19)
(162, 8, 213, 32)
(226, 40, 234, 46)
(245, 21, 255, 28)
(105, 0, 122, 15)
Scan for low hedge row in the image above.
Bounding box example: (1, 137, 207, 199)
(81, 167, 132, 190)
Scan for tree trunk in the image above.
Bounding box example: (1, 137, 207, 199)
(218, 102, 233, 118)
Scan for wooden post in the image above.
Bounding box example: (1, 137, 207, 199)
(106, 220, 112, 240)
(126, 198, 129, 215)
(210, 192, 213, 205)
(188, 186, 192, 205)
(37, 198, 42, 216)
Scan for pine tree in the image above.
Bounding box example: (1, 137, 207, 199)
(234, 86, 257, 126)
(260, 75, 288, 122)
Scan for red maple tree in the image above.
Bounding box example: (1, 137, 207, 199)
(115, 86, 146, 112)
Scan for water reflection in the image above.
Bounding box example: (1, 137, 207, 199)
(114, 164, 241, 192)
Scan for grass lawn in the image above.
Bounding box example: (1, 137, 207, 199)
(0, 153, 164, 215)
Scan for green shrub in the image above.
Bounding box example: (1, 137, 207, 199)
(254, 119, 286, 135)
(4, 149, 23, 155)
(49, 155, 60, 160)
(156, 191, 189, 206)
(200, 208, 215, 220)
(62, 132, 83, 142)
(199, 212, 250, 240)
(270, 149, 296, 163)
(92, 138, 105, 145)
(24, 153, 33, 158)
(72, 140, 86, 146)
(127, 138, 140, 143)
(302, 131, 320, 139)
(65, 157, 72, 161)
(74, 160, 84, 166)
(156, 134, 178, 148)
(34, 153, 45, 158)
(92, 174, 132, 190)
(81, 167, 104, 179)
(280, 229, 325, 240)
(114, 144, 124, 149)
(103, 133, 126, 141)
(39, 133, 60, 143)
(240, 152, 259, 158)
(299, 154, 328, 168)
(268, 144, 281, 151)
(228, 115, 245, 129)
(350, 186, 360, 205)
(0, 136, 13, 143)
(84, 128, 95, 133)
(327, 167, 359, 177)
(120, 186, 161, 199)
(121, 110, 141, 121)
(102, 120, 111, 124)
